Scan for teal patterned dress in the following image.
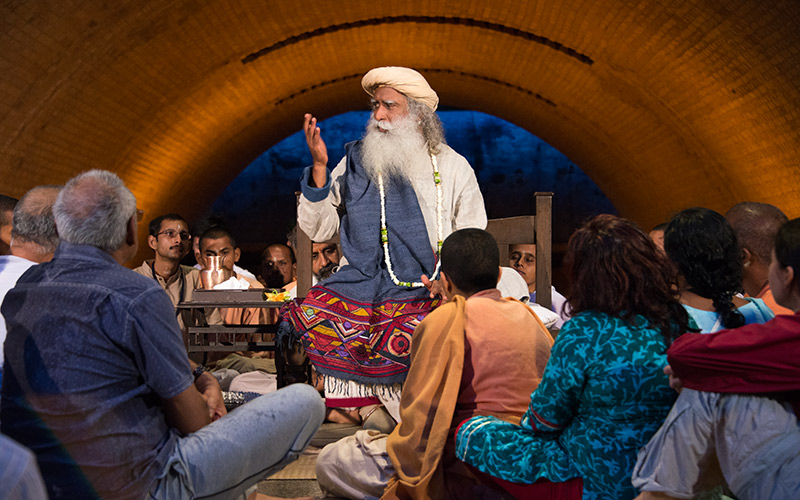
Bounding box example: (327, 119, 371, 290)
(455, 311, 678, 500)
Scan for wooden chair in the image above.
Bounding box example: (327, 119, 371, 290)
(296, 192, 554, 310)
(486, 192, 553, 310)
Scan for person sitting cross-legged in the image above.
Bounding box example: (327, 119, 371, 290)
(0, 170, 324, 500)
(315, 228, 555, 499)
(455, 214, 692, 500)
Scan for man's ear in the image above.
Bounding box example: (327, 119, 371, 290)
(148, 234, 158, 251)
(742, 247, 753, 267)
(127, 216, 137, 247)
(440, 271, 454, 297)
(233, 247, 241, 263)
(785, 265, 796, 291)
(496, 266, 502, 285)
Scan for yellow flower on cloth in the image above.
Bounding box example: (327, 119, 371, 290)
(264, 289, 291, 302)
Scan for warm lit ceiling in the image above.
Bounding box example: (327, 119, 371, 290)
(3, 0, 799, 263)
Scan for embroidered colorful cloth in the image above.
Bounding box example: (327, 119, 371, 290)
(282, 287, 439, 384)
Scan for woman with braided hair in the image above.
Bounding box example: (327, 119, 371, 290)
(664, 207, 773, 332)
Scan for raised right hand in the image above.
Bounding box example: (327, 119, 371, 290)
(304, 113, 328, 166)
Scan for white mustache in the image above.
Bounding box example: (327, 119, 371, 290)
(376, 120, 394, 131)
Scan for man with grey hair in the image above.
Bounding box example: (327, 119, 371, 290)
(0, 185, 60, 389)
(725, 201, 792, 315)
(283, 67, 486, 428)
(1, 170, 324, 500)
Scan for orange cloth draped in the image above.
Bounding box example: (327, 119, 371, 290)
(383, 291, 552, 500)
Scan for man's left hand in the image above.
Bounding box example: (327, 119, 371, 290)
(421, 274, 446, 300)
(195, 371, 228, 421)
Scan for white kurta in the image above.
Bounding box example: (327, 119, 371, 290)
(298, 143, 487, 250)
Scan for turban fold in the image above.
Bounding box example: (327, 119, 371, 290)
(361, 67, 439, 111)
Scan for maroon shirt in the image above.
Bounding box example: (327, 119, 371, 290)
(668, 312, 800, 413)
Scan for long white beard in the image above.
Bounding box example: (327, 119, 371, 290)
(360, 115, 430, 185)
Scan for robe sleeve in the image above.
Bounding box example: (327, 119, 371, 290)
(668, 315, 800, 393)
(298, 157, 346, 242)
(519, 315, 589, 433)
(450, 155, 487, 231)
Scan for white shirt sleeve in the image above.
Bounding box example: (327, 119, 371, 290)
(297, 158, 346, 242)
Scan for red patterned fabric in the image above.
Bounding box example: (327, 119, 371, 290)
(283, 286, 440, 383)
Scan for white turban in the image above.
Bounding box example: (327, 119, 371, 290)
(361, 66, 439, 111)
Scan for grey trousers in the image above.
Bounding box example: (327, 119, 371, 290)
(315, 429, 395, 500)
(632, 388, 800, 500)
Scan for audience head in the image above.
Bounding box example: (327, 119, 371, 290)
(565, 214, 688, 340)
(261, 243, 296, 288)
(147, 213, 191, 263)
(312, 241, 340, 280)
(0, 194, 19, 255)
(665, 207, 745, 329)
(53, 170, 137, 262)
(508, 243, 536, 293)
(10, 186, 61, 261)
(199, 226, 239, 272)
(440, 228, 500, 297)
(191, 215, 228, 264)
(725, 201, 788, 267)
(648, 222, 668, 253)
(770, 218, 800, 311)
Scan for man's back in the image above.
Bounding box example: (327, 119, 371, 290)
(458, 289, 553, 423)
(0, 242, 192, 500)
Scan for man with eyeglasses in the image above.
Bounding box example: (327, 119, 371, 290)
(134, 213, 202, 327)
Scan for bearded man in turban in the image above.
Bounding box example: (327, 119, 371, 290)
(282, 67, 486, 426)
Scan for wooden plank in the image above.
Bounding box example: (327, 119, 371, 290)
(535, 192, 553, 310)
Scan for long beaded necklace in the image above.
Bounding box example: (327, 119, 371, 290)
(378, 153, 443, 288)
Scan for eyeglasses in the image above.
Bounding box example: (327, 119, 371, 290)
(136, 209, 145, 222)
(156, 229, 192, 241)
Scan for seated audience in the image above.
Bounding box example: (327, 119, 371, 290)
(0, 170, 324, 499)
(0, 185, 60, 390)
(725, 201, 793, 315)
(455, 214, 691, 499)
(260, 242, 297, 294)
(316, 228, 555, 499)
(497, 265, 560, 328)
(633, 218, 800, 500)
(199, 226, 275, 370)
(664, 207, 774, 332)
(190, 215, 257, 280)
(508, 243, 569, 327)
(133, 213, 202, 330)
(0, 194, 17, 255)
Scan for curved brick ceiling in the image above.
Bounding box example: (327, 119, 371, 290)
(2, 0, 799, 257)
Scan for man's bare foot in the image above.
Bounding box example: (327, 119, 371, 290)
(325, 407, 361, 424)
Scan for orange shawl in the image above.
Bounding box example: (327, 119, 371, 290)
(382, 295, 550, 499)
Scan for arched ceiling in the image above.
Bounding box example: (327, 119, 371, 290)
(3, 0, 799, 262)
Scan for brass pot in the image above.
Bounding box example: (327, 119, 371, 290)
(200, 255, 232, 289)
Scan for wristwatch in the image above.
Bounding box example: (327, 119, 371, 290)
(192, 364, 207, 381)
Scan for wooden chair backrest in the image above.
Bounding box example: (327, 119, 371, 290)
(485, 192, 553, 309)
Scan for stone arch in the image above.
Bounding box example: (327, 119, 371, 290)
(2, 0, 798, 262)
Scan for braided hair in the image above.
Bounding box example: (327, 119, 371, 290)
(664, 207, 745, 329)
